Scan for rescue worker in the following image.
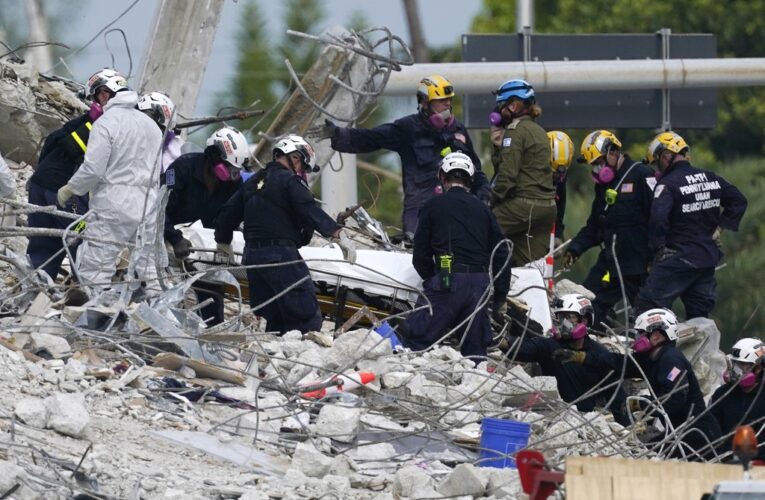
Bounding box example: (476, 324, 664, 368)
(402, 152, 510, 361)
(214, 135, 352, 334)
(557, 308, 722, 459)
(489, 79, 555, 266)
(548, 131, 574, 245)
(136, 91, 185, 171)
(710, 338, 765, 461)
(57, 69, 163, 290)
(508, 294, 629, 425)
(161, 127, 248, 325)
(320, 75, 489, 234)
(563, 131, 655, 331)
(24, 69, 113, 280)
(636, 131, 748, 318)
(0, 152, 15, 198)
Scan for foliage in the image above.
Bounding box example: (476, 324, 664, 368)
(224, 0, 279, 133)
(470, 0, 765, 160)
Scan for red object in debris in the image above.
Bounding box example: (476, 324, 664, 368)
(300, 371, 376, 399)
(517, 450, 565, 500)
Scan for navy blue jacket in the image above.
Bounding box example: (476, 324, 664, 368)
(587, 343, 715, 430)
(413, 186, 510, 300)
(569, 156, 655, 276)
(30, 113, 92, 192)
(650, 161, 747, 268)
(161, 153, 242, 244)
(513, 335, 627, 420)
(710, 381, 765, 460)
(331, 112, 490, 210)
(215, 162, 339, 246)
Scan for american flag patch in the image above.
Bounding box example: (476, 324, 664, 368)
(620, 183, 633, 193)
(667, 367, 682, 382)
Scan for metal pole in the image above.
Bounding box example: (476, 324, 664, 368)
(382, 58, 765, 95)
(516, 0, 534, 33)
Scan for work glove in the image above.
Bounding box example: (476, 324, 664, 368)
(712, 226, 723, 250)
(654, 246, 678, 264)
(552, 348, 586, 364)
(319, 119, 338, 141)
(627, 398, 644, 414)
(172, 238, 192, 259)
(335, 230, 357, 263)
(215, 242, 234, 264)
(492, 298, 509, 323)
(56, 184, 74, 208)
(562, 251, 578, 269)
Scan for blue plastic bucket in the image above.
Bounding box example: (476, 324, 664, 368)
(375, 321, 403, 351)
(478, 417, 531, 468)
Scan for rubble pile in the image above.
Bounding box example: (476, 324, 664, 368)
(0, 269, 651, 499)
(0, 59, 85, 165)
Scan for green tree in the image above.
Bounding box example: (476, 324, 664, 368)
(224, 0, 278, 133)
(471, 0, 765, 160)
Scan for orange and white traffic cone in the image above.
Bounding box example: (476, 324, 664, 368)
(299, 371, 376, 399)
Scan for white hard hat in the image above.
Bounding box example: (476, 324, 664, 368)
(206, 127, 250, 169)
(86, 68, 128, 97)
(552, 294, 594, 326)
(137, 91, 176, 129)
(634, 308, 679, 341)
(273, 134, 317, 171)
(730, 338, 765, 364)
(440, 151, 475, 177)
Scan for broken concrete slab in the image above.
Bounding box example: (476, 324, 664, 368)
(45, 393, 90, 438)
(0, 459, 37, 500)
(311, 404, 362, 443)
(30, 332, 71, 358)
(437, 463, 487, 497)
(381, 371, 412, 389)
(392, 465, 437, 498)
(290, 441, 332, 478)
(323, 328, 390, 370)
(14, 397, 47, 428)
(151, 430, 288, 476)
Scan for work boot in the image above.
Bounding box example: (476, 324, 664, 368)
(63, 287, 89, 307)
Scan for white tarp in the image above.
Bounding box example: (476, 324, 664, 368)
(180, 221, 552, 330)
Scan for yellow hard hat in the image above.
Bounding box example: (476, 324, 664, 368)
(646, 131, 689, 164)
(547, 131, 574, 171)
(417, 75, 455, 103)
(579, 130, 622, 165)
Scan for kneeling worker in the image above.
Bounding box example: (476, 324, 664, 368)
(403, 152, 510, 361)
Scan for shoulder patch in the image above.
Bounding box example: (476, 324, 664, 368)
(667, 366, 682, 382)
(654, 184, 665, 199)
(502, 137, 512, 148)
(645, 177, 657, 191)
(165, 169, 175, 187)
(620, 183, 633, 193)
(454, 132, 466, 144)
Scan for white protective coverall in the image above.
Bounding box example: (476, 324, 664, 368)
(0, 152, 15, 198)
(67, 91, 163, 287)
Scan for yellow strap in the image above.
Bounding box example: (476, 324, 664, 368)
(85, 122, 92, 130)
(70, 131, 87, 153)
